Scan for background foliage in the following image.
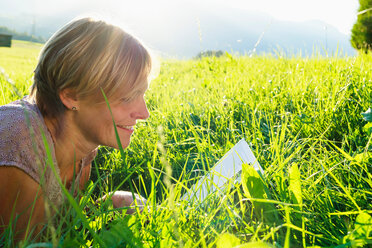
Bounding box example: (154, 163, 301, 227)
(351, 0, 372, 52)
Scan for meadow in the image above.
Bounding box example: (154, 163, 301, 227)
(0, 40, 371, 247)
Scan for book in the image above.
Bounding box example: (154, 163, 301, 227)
(182, 138, 263, 202)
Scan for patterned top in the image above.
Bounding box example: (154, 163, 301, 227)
(0, 97, 97, 206)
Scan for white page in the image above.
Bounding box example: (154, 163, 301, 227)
(182, 138, 263, 202)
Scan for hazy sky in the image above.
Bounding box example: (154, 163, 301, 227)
(235, 0, 359, 35)
(1, 0, 360, 35)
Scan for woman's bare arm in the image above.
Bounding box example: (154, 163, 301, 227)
(0, 167, 46, 241)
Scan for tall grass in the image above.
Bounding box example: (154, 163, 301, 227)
(0, 40, 371, 247)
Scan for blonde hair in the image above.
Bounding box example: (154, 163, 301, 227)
(30, 17, 153, 118)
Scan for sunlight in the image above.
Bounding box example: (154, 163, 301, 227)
(230, 0, 359, 34)
(19, 0, 358, 35)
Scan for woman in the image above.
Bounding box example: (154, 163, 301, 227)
(0, 17, 153, 239)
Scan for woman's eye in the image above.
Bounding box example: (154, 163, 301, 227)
(120, 91, 145, 104)
(120, 97, 131, 103)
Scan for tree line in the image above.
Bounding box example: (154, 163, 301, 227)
(0, 26, 45, 43)
(351, 0, 372, 53)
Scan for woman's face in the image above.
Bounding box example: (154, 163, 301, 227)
(73, 89, 149, 150)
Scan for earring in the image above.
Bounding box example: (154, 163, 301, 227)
(71, 106, 77, 110)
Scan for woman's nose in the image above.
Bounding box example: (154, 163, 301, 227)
(131, 97, 150, 120)
(141, 102, 150, 120)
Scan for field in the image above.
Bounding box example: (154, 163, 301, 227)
(1, 40, 372, 247)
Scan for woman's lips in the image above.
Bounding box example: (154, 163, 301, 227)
(117, 124, 134, 133)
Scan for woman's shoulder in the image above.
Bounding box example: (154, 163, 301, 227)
(0, 97, 42, 126)
(0, 97, 54, 183)
(0, 97, 46, 152)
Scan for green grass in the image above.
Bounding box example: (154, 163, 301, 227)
(0, 40, 371, 247)
(0, 40, 42, 104)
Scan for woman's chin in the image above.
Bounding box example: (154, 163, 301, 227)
(103, 136, 131, 150)
(112, 140, 130, 150)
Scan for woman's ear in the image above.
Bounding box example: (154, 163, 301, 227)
(59, 88, 79, 110)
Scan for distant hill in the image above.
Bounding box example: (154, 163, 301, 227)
(0, 26, 45, 43)
(136, 6, 356, 58)
(0, 4, 356, 58)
